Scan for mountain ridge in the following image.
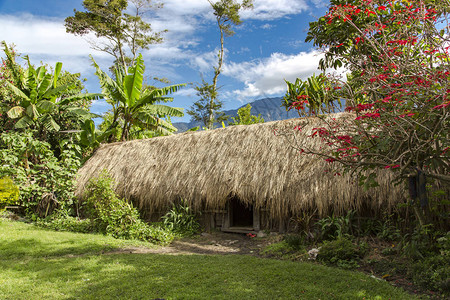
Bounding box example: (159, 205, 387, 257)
(173, 97, 299, 132)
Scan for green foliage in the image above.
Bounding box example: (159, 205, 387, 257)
(0, 177, 19, 210)
(315, 210, 355, 241)
(209, 0, 254, 36)
(262, 235, 307, 260)
(317, 237, 364, 269)
(162, 200, 200, 236)
(0, 131, 80, 215)
(91, 54, 185, 141)
(1, 41, 100, 133)
(399, 224, 439, 259)
(262, 241, 296, 257)
(0, 43, 22, 132)
(65, 0, 165, 69)
(83, 171, 174, 245)
(357, 216, 401, 241)
(283, 234, 304, 250)
(36, 210, 94, 233)
(80, 119, 115, 150)
(283, 74, 342, 116)
(229, 104, 264, 125)
(187, 79, 228, 129)
(410, 254, 450, 295)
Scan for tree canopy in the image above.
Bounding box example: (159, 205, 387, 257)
(283, 0, 450, 190)
(65, 0, 164, 69)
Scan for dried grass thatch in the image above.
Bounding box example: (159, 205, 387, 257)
(75, 113, 408, 219)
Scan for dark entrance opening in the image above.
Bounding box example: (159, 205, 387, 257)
(230, 197, 253, 228)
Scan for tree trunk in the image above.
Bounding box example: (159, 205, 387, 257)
(208, 20, 225, 129)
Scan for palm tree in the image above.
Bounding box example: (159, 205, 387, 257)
(91, 54, 185, 141)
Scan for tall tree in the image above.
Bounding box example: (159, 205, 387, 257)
(65, 0, 164, 69)
(187, 0, 253, 129)
(281, 0, 450, 224)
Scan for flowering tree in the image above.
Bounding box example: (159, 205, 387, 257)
(283, 0, 449, 220)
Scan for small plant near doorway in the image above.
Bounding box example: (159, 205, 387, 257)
(162, 199, 200, 236)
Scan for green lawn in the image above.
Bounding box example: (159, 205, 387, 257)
(0, 219, 416, 300)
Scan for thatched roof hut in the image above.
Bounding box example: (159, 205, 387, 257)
(76, 113, 408, 232)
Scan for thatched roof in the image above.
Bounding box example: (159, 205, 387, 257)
(75, 113, 408, 218)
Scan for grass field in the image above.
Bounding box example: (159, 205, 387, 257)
(0, 219, 416, 299)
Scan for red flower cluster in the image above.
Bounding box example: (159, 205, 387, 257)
(346, 103, 375, 112)
(311, 127, 330, 138)
(433, 101, 450, 110)
(290, 95, 309, 110)
(355, 112, 381, 120)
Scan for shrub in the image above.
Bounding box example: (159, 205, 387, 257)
(0, 131, 80, 216)
(162, 200, 200, 236)
(317, 237, 363, 269)
(83, 171, 174, 245)
(283, 234, 304, 250)
(410, 254, 450, 295)
(0, 176, 19, 210)
(36, 210, 94, 233)
(315, 210, 355, 241)
(262, 240, 307, 259)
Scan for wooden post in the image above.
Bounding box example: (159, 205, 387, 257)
(222, 202, 230, 231)
(253, 209, 260, 231)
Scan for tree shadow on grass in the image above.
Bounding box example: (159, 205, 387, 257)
(0, 252, 415, 300)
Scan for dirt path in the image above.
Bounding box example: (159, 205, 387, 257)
(120, 232, 277, 256)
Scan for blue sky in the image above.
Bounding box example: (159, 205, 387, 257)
(0, 0, 329, 123)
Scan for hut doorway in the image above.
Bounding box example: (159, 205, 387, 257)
(231, 197, 253, 228)
(221, 196, 260, 233)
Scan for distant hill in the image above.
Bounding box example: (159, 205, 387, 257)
(173, 97, 299, 132)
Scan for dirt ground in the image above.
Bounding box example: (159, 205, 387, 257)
(120, 231, 278, 256)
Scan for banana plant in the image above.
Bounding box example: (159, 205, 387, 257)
(284, 74, 342, 116)
(80, 119, 118, 148)
(91, 53, 185, 141)
(3, 42, 101, 132)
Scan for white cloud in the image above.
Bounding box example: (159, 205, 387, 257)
(261, 23, 274, 30)
(223, 50, 323, 99)
(157, 0, 210, 16)
(190, 49, 220, 73)
(0, 13, 115, 76)
(0, 14, 104, 57)
(157, 0, 309, 20)
(174, 87, 197, 97)
(242, 0, 309, 20)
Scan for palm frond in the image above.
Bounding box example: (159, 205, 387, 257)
(124, 53, 144, 106)
(37, 74, 52, 98)
(90, 55, 127, 104)
(36, 100, 56, 113)
(41, 115, 60, 132)
(53, 62, 63, 88)
(1, 41, 21, 83)
(6, 106, 25, 119)
(142, 104, 184, 118)
(5, 82, 30, 101)
(14, 115, 34, 129)
(137, 84, 185, 107)
(59, 93, 103, 105)
(41, 83, 75, 100)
